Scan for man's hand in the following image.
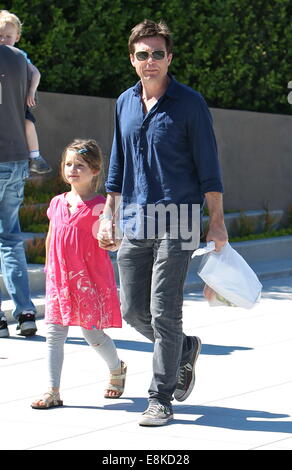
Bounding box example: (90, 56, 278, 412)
(205, 191, 228, 252)
(206, 219, 228, 252)
(97, 219, 121, 252)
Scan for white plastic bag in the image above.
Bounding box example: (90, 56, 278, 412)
(193, 242, 262, 309)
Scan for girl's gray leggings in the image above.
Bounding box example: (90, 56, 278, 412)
(46, 323, 120, 388)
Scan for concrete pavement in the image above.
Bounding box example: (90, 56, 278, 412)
(0, 274, 292, 451)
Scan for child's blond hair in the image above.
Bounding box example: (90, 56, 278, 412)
(61, 139, 104, 191)
(0, 10, 22, 34)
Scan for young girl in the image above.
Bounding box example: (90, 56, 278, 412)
(31, 139, 126, 409)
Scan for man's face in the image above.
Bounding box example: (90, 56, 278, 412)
(0, 23, 20, 46)
(130, 35, 172, 82)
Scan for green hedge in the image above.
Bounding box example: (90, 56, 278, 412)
(2, 0, 291, 113)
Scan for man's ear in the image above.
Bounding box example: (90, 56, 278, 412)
(130, 53, 135, 67)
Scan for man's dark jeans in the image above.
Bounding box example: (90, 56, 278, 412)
(117, 234, 197, 408)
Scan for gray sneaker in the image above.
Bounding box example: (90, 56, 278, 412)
(0, 314, 9, 338)
(29, 155, 52, 174)
(174, 336, 202, 402)
(139, 403, 173, 426)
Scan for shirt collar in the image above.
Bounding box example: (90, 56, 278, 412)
(132, 73, 179, 100)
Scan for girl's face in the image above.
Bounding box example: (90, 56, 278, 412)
(0, 23, 20, 46)
(63, 150, 99, 189)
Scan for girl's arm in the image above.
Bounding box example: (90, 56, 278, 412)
(45, 222, 52, 270)
(27, 63, 41, 107)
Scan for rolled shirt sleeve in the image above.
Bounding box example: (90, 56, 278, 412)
(187, 93, 224, 195)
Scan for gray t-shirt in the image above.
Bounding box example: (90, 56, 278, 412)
(0, 45, 31, 162)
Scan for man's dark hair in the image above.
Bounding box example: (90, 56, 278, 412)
(128, 19, 173, 54)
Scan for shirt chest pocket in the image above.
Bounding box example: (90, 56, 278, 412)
(151, 114, 186, 146)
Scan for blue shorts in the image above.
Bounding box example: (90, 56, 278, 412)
(25, 107, 36, 123)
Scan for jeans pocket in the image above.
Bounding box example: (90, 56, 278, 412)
(0, 168, 12, 182)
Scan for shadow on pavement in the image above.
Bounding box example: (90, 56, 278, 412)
(63, 398, 292, 434)
(4, 334, 254, 356)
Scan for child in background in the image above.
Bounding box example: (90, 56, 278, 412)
(31, 139, 126, 409)
(0, 10, 51, 174)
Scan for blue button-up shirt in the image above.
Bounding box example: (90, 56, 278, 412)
(106, 75, 223, 236)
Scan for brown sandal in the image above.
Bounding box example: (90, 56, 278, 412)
(31, 391, 63, 409)
(104, 361, 127, 399)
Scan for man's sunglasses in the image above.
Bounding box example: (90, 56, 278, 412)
(135, 50, 166, 61)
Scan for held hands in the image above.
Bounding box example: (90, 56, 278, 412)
(97, 218, 121, 252)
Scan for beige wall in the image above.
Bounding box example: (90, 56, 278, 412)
(34, 92, 116, 178)
(34, 91, 292, 212)
(212, 108, 292, 212)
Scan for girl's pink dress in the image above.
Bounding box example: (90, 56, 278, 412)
(45, 193, 122, 330)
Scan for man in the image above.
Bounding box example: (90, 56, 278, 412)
(98, 19, 228, 426)
(0, 45, 37, 337)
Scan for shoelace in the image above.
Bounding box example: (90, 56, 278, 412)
(177, 363, 192, 385)
(145, 403, 167, 415)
